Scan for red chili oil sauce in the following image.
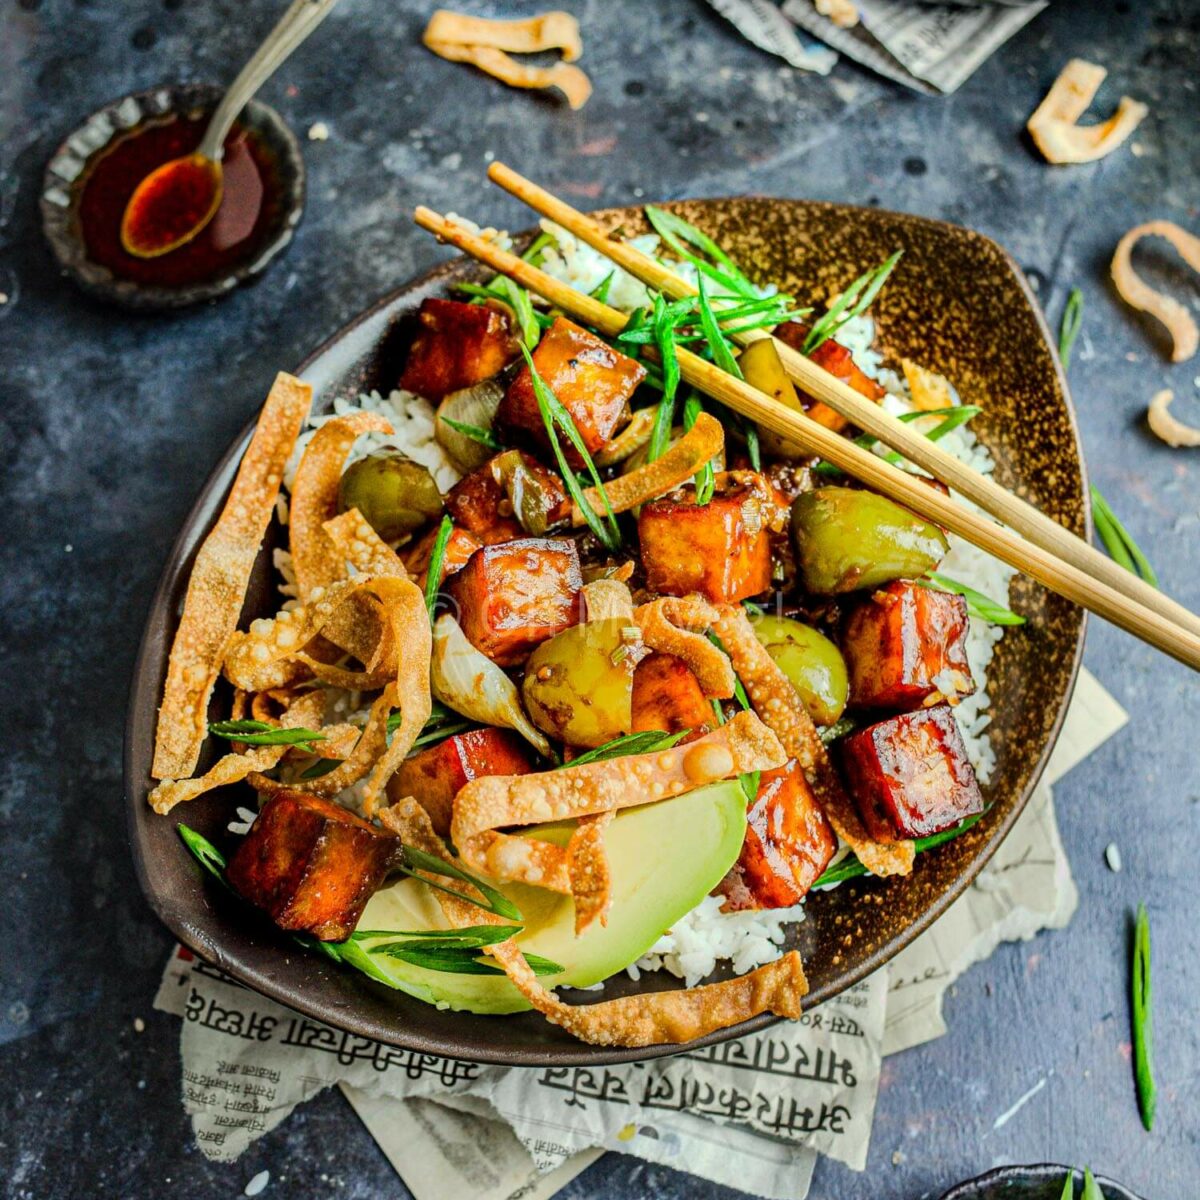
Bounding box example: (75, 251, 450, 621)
(76, 111, 282, 288)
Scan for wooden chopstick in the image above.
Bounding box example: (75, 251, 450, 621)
(487, 162, 1200, 644)
(412, 204, 1200, 672)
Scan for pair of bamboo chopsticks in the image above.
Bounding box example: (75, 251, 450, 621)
(413, 165, 1200, 672)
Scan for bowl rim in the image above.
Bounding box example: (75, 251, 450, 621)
(124, 196, 1088, 1065)
(40, 81, 306, 311)
(939, 1162, 1145, 1199)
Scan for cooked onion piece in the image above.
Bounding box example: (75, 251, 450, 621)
(423, 10, 591, 109)
(1111, 221, 1200, 363)
(713, 605, 915, 876)
(573, 413, 724, 523)
(431, 614, 551, 756)
(594, 406, 656, 467)
(152, 372, 311, 781)
(451, 711, 786, 891)
(1147, 389, 1200, 448)
(634, 595, 735, 698)
(1027, 59, 1148, 165)
(487, 938, 807, 1047)
(149, 691, 325, 814)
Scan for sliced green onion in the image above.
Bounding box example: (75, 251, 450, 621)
(439, 416, 504, 451)
(683, 393, 716, 504)
(803, 251, 902, 356)
(1059, 287, 1084, 369)
(208, 719, 327, 754)
(814, 813, 984, 887)
(645, 205, 759, 298)
(522, 344, 622, 551)
(1058, 1171, 1074, 1200)
(921, 571, 1026, 626)
(399, 844, 522, 922)
(423, 515, 455, 619)
(1132, 902, 1156, 1132)
(557, 729, 689, 770)
(590, 271, 615, 304)
(1092, 486, 1158, 587)
(178, 824, 229, 884)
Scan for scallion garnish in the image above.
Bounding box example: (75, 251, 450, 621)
(178, 824, 229, 884)
(646, 295, 681, 464)
(1058, 286, 1084, 368)
(812, 404, 982, 478)
(439, 415, 504, 451)
(522, 344, 622, 551)
(1081, 1169, 1106, 1200)
(645, 205, 759, 299)
(398, 844, 523, 921)
(208, 719, 328, 754)
(920, 572, 1026, 626)
(556, 728, 689, 770)
(814, 813, 985, 887)
(1131, 901, 1156, 1131)
(423, 515, 455, 619)
(1092, 486, 1158, 588)
(590, 270, 615, 304)
(683, 393, 716, 504)
(803, 251, 903, 356)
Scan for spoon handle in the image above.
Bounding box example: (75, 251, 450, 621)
(198, 0, 340, 160)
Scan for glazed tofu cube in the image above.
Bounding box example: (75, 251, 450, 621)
(638, 477, 773, 603)
(631, 652, 714, 735)
(717, 760, 837, 911)
(226, 790, 399, 942)
(444, 452, 569, 545)
(842, 581, 975, 711)
(399, 298, 520, 402)
(498, 317, 644, 465)
(403, 523, 482, 589)
(774, 322, 885, 434)
(447, 537, 583, 665)
(388, 728, 536, 836)
(839, 704, 984, 841)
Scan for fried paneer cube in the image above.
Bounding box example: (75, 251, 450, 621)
(498, 317, 643, 465)
(839, 703, 984, 842)
(447, 536, 583, 665)
(403, 523, 482, 589)
(388, 727, 535, 836)
(226, 790, 399, 941)
(774, 322, 886, 434)
(399, 297, 520, 402)
(717, 759, 837, 911)
(638, 477, 773, 603)
(842, 581, 975, 711)
(631, 652, 714, 736)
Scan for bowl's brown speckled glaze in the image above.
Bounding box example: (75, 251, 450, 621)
(125, 198, 1088, 1066)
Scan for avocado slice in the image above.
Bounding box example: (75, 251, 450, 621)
(354, 780, 748, 1014)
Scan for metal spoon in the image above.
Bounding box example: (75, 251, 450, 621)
(121, 0, 339, 259)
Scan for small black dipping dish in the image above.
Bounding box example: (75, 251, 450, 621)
(41, 83, 305, 311)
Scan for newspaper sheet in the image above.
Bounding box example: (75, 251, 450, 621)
(154, 668, 1124, 1199)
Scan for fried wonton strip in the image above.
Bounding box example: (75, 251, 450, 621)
(452, 712, 786, 890)
(1027, 59, 1148, 165)
(581, 578, 635, 622)
(148, 691, 325, 814)
(1148, 389, 1200, 448)
(901, 359, 959, 413)
(573, 414, 725, 524)
(1111, 221, 1200, 364)
(712, 606, 914, 877)
(634, 595, 735, 698)
(423, 10, 591, 109)
(567, 812, 614, 934)
(289, 413, 394, 665)
(488, 940, 808, 1047)
(378, 797, 508, 927)
(323, 508, 409, 578)
(152, 373, 311, 780)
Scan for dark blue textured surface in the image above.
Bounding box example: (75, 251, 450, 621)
(1, 1, 1197, 1196)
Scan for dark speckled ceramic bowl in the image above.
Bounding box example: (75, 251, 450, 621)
(41, 83, 305, 310)
(125, 198, 1088, 1065)
(941, 1163, 1146, 1199)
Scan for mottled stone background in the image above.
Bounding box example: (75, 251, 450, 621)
(1, 0, 1197, 1196)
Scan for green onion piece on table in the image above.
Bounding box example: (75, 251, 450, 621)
(1131, 901, 1156, 1131)
(1058, 286, 1084, 368)
(1091, 486, 1158, 588)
